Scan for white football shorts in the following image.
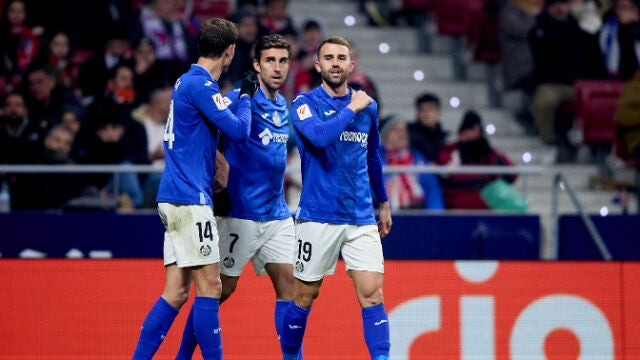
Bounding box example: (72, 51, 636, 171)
(159, 202, 220, 267)
(293, 221, 384, 282)
(217, 216, 295, 276)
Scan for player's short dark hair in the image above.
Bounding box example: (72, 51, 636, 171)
(415, 92, 441, 108)
(254, 34, 291, 60)
(317, 36, 351, 58)
(197, 17, 239, 59)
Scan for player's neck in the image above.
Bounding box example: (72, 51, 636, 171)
(261, 84, 278, 100)
(321, 82, 348, 97)
(197, 57, 223, 81)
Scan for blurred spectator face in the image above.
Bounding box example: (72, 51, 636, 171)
(107, 38, 130, 58)
(7, 0, 26, 27)
(302, 25, 323, 51)
(113, 66, 134, 90)
(44, 126, 73, 155)
(384, 122, 409, 151)
(614, 0, 639, 23)
(237, 16, 258, 43)
(547, 1, 571, 20)
(151, 0, 177, 20)
(28, 70, 55, 102)
(458, 125, 482, 142)
(135, 40, 156, 64)
(50, 32, 70, 59)
(61, 110, 81, 134)
(282, 33, 299, 57)
(2, 93, 27, 123)
(265, 0, 288, 20)
(416, 101, 442, 128)
(97, 123, 125, 143)
(149, 87, 172, 124)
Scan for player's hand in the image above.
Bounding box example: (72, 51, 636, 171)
(239, 70, 259, 98)
(377, 201, 392, 238)
(347, 90, 372, 113)
(214, 150, 229, 193)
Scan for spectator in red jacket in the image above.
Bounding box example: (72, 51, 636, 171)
(437, 110, 518, 210)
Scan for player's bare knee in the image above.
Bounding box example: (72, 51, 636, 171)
(359, 287, 384, 308)
(295, 288, 319, 308)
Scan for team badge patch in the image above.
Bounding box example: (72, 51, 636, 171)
(295, 260, 304, 273)
(273, 111, 281, 126)
(212, 93, 226, 110)
(200, 245, 212, 257)
(296, 104, 311, 120)
(223, 256, 235, 268)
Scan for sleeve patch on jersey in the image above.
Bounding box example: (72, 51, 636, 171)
(212, 93, 227, 110)
(296, 104, 312, 120)
(222, 96, 232, 106)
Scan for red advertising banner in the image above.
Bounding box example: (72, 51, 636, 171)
(0, 260, 636, 359)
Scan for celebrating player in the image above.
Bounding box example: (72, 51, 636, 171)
(174, 33, 303, 359)
(279, 36, 392, 360)
(131, 17, 259, 360)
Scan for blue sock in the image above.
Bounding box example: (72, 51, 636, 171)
(133, 297, 178, 360)
(279, 301, 310, 359)
(275, 300, 304, 360)
(362, 304, 390, 359)
(175, 306, 197, 360)
(193, 297, 223, 360)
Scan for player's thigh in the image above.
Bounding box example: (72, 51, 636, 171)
(293, 221, 345, 282)
(341, 224, 384, 274)
(218, 217, 261, 276)
(252, 217, 295, 276)
(158, 202, 220, 268)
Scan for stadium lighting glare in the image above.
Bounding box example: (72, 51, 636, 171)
(413, 70, 425, 81)
(449, 97, 461, 108)
(486, 123, 496, 135)
(344, 15, 356, 26)
(522, 152, 532, 163)
(600, 207, 609, 216)
(378, 42, 390, 54)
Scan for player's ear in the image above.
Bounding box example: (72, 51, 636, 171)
(314, 60, 321, 73)
(252, 58, 260, 73)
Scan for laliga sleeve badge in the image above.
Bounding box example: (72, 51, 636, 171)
(296, 104, 312, 120)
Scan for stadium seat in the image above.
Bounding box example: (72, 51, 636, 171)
(434, 0, 483, 36)
(192, 0, 231, 24)
(466, 5, 500, 64)
(574, 80, 625, 178)
(403, 0, 437, 12)
(574, 80, 625, 145)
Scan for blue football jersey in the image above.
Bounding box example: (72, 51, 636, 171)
(291, 86, 388, 225)
(222, 88, 291, 220)
(157, 64, 251, 206)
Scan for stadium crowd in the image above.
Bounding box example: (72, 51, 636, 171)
(0, 0, 639, 212)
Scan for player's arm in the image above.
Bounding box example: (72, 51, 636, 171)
(214, 149, 229, 193)
(196, 87, 251, 142)
(365, 104, 392, 237)
(292, 91, 370, 148)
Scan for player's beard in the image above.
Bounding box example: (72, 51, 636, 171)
(321, 67, 348, 89)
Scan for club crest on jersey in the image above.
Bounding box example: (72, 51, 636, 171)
(273, 111, 281, 125)
(222, 256, 235, 268)
(295, 260, 304, 273)
(212, 93, 226, 110)
(296, 104, 311, 120)
(200, 245, 212, 257)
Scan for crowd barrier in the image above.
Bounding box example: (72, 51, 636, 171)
(0, 259, 637, 359)
(0, 211, 540, 260)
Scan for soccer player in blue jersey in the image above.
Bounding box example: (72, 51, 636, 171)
(131, 17, 259, 360)
(279, 36, 392, 360)
(174, 33, 303, 359)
